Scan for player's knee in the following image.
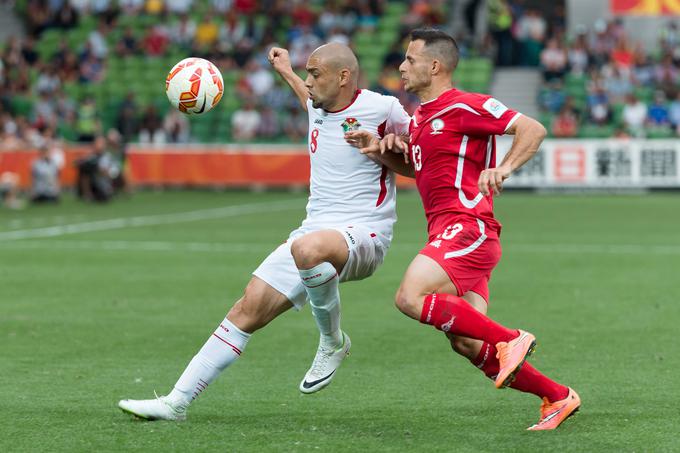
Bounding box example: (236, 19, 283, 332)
(290, 235, 324, 268)
(394, 287, 420, 319)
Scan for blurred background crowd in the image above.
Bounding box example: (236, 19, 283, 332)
(0, 0, 679, 206)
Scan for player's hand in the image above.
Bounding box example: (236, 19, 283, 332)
(379, 133, 410, 164)
(478, 164, 512, 196)
(268, 47, 293, 74)
(345, 130, 380, 154)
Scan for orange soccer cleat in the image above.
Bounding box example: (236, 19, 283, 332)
(494, 330, 536, 389)
(527, 387, 581, 431)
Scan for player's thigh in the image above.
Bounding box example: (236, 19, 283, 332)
(290, 229, 349, 272)
(227, 276, 294, 333)
(395, 254, 458, 319)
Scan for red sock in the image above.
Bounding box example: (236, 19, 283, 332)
(472, 342, 569, 402)
(420, 293, 517, 344)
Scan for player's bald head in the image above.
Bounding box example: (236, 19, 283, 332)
(309, 43, 359, 82)
(409, 28, 459, 73)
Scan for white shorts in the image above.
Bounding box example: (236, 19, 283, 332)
(252, 225, 389, 309)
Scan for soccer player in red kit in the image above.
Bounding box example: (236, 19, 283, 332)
(345, 29, 580, 430)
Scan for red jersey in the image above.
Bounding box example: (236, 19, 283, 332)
(409, 88, 521, 240)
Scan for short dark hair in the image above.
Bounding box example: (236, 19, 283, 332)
(409, 28, 460, 72)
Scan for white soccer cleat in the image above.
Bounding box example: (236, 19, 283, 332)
(299, 332, 351, 394)
(118, 393, 187, 421)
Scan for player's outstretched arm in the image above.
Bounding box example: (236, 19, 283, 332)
(345, 131, 414, 178)
(268, 47, 308, 112)
(478, 115, 546, 196)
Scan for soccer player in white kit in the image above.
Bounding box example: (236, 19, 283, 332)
(118, 43, 411, 420)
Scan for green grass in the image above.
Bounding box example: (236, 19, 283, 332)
(1, 191, 679, 452)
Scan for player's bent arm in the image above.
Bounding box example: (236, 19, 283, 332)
(478, 115, 546, 196)
(369, 150, 415, 178)
(278, 71, 309, 112)
(501, 115, 546, 173)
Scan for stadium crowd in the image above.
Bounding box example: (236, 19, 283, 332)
(0, 0, 452, 149)
(486, 0, 680, 138)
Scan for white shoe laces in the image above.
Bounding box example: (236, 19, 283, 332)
(309, 347, 334, 377)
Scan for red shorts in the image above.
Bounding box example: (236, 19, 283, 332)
(419, 218, 501, 303)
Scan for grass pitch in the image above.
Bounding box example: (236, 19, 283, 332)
(1, 190, 678, 452)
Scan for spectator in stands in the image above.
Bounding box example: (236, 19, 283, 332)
(35, 63, 61, 95)
(138, 105, 164, 144)
(262, 78, 296, 111)
(143, 25, 170, 57)
(611, 38, 634, 75)
(622, 93, 647, 136)
(231, 99, 261, 141)
(289, 26, 321, 68)
(21, 37, 39, 67)
(33, 91, 58, 130)
(668, 91, 680, 134)
(166, 0, 193, 15)
(88, 19, 109, 59)
(538, 80, 566, 113)
(515, 8, 547, 66)
(31, 145, 60, 203)
(116, 27, 139, 57)
(587, 85, 612, 126)
(567, 31, 589, 76)
(194, 14, 219, 51)
(53, 1, 79, 30)
(647, 91, 670, 127)
(145, 0, 164, 15)
(257, 105, 280, 139)
(551, 104, 579, 138)
(244, 59, 274, 97)
(79, 52, 105, 83)
(76, 97, 99, 142)
(211, 0, 232, 14)
(653, 55, 679, 98)
(163, 110, 190, 143)
(26, 0, 51, 36)
(54, 89, 77, 125)
(604, 67, 633, 104)
(120, 0, 144, 15)
(171, 13, 197, 52)
(280, 105, 307, 141)
(540, 38, 568, 81)
(632, 48, 655, 87)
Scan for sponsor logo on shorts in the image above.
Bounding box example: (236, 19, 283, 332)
(345, 232, 356, 245)
(302, 273, 322, 281)
(441, 315, 456, 332)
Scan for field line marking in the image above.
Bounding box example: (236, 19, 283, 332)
(0, 199, 304, 242)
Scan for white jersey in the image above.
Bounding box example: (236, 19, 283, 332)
(301, 89, 410, 243)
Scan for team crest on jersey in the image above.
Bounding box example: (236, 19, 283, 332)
(341, 117, 361, 132)
(430, 118, 445, 135)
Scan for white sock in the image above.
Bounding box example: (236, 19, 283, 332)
(299, 262, 343, 350)
(167, 317, 250, 409)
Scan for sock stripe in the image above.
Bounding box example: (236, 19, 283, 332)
(212, 333, 242, 355)
(302, 272, 338, 288)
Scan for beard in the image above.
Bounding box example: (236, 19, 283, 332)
(312, 99, 323, 109)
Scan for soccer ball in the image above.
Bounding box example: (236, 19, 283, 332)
(165, 57, 224, 114)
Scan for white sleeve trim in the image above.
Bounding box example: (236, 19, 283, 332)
(504, 112, 522, 132)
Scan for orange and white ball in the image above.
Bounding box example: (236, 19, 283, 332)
(165, 57, 224, 114)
